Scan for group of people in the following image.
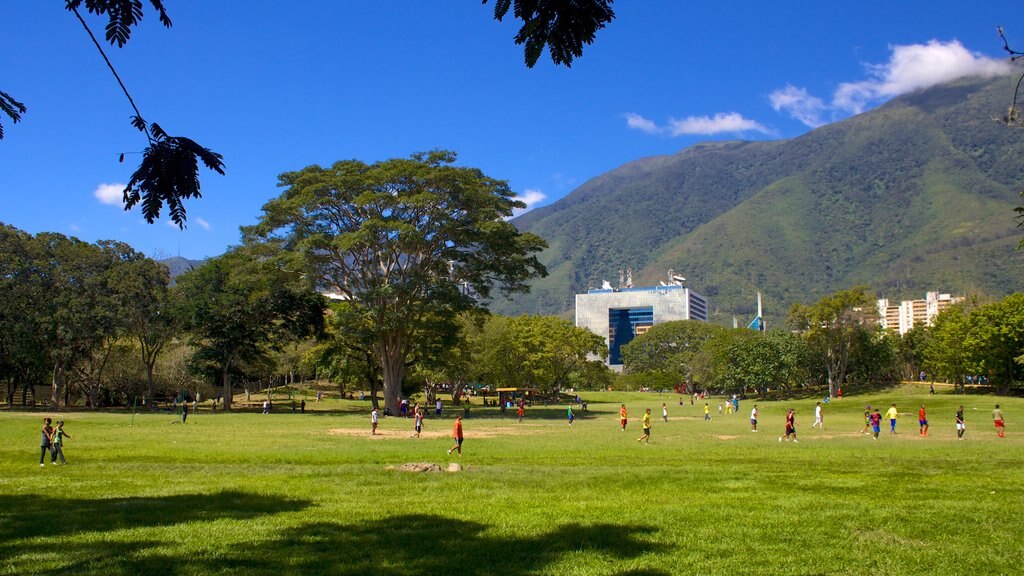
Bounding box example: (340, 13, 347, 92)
(39, 417, 71, 466)
(855, 402, 1007, 440)
(371, 402, 428, 438)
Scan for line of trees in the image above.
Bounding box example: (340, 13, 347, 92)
(621, 287, 1024, 396)
(621, 287, 899, 396)
(0, 223, 324, 409)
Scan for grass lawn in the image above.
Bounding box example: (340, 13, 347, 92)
(1, 386, 1020, 575)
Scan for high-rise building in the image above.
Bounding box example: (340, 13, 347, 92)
(575, 284, 708, 370)
(877, 291, 963, 335)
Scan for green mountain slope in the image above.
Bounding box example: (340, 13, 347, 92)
(495, 76, 1024, 325)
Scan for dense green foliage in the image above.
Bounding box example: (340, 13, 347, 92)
(475, 314, 609, 391)
(1, 387, 1021, 575)
(498, 76, 1024, 324)
(174, 246, 325, 410)
(622, 288, 902, 395)
(0, 226, 173, 407)
(924, 294, 1024, 393)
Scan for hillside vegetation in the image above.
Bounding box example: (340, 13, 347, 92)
(497, 76, 1024, 325)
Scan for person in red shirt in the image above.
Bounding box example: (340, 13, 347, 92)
(517, 404, 525, 423)
(779, 408, 798, 443)
(447, 415, 464, 456)
(918, 405, 929, 436)
(619, 404, 628, 432)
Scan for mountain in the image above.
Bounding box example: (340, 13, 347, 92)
(159, 256, 205, 280)
(495, 75, 1024, 326)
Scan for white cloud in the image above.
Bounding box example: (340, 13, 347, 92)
(772, 40, 1014, 127)
(624, 112, 661, 134)
(626, 111, 771, 137)
(69, 224, 80, 232)
(511, 188, 547, 218)
(93, 183, 125, 205)
(194, 217, 211, 230)
(834, 40, 1012, 113)
(668, 112, 771, 136)
(769, 85, 826, 128)
(166, 220, 180, 229)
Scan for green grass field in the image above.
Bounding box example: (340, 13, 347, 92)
(1, 386, 1020, 575)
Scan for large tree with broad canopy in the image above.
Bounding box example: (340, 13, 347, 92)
(249, 150, 547, 414)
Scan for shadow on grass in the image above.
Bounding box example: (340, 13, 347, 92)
(0, 490, 310, 542)
(7, 512, 669, 576)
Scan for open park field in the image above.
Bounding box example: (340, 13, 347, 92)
(1, 386, 1021, 575)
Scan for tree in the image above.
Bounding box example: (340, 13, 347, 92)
(175, 245, 325, 410)
(101, 241, 175, 405)
(480, 315, 607, 392)
(788, 287, 876, 397)
(250, 150, 547, 414)
(712, 330, 808, 396)
(620, 320, 726, 391)
(485, 0, 616, 67)
(962, 294, 1024, 393)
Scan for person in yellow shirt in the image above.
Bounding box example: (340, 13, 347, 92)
(704, 403, 711, 421)
(619, 404, 628, 431)
(637, 408, 651, 444)
(885, 404, 899, 434)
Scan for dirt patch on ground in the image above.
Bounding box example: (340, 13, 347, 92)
(716, 435, 739, 440)
(326, 426, 538, 439)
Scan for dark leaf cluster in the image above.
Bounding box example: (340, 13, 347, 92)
(0, 90, 27, 140)
(65, 0, 172, 47)
(486, 0, 615, 67)
(124, 119, 225, 228)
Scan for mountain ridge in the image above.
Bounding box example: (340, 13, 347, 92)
(496, 75, 1024, 325)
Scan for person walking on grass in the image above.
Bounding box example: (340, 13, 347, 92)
(704, 403, 711, 421)
(567, 403, 575, 426)
(517, 403, 525, 423)
(812, 401, 824, 430)
(39, 418, 53, 466)
(620, 404, 628, 431)
(750, 404, 759, 432)
(662, 402, 668, 422)
(371, 407, 379, 435)
(779, 409, 797, 443)
(885, 403, 900, 434)
(956, 405, 966, 440)
(181, 401, 188, 424)
(869, 409, 882, 439)
(50, 420, 71, 464)
(447, 415, 464, 456)
(993, 404, 1006, 438)
(637, 408, 651, 444)
(918, 405, 929, 436)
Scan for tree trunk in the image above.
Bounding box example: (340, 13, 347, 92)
(51, 362, 64, 408)
(221, 363, 233, 411)
(145, 360, 157, 407)
(378, 336, 405, 415)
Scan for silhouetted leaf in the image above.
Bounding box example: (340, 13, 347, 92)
(123, 121, 225, 228)
(484, 0, 615, 68)
(67, 0, 173, 47)
(0, 90, 27, 141)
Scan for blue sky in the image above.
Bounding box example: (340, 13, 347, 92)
(1, 1, 1018, 259)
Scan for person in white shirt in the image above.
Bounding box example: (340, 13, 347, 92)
(371, 407, 379, 435)
(750, 405, 759, 432)
(812, 401, 823, 430)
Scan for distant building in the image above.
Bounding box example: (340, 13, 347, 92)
(575, 284, 708, 370)
(877, 291, 963, 335)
